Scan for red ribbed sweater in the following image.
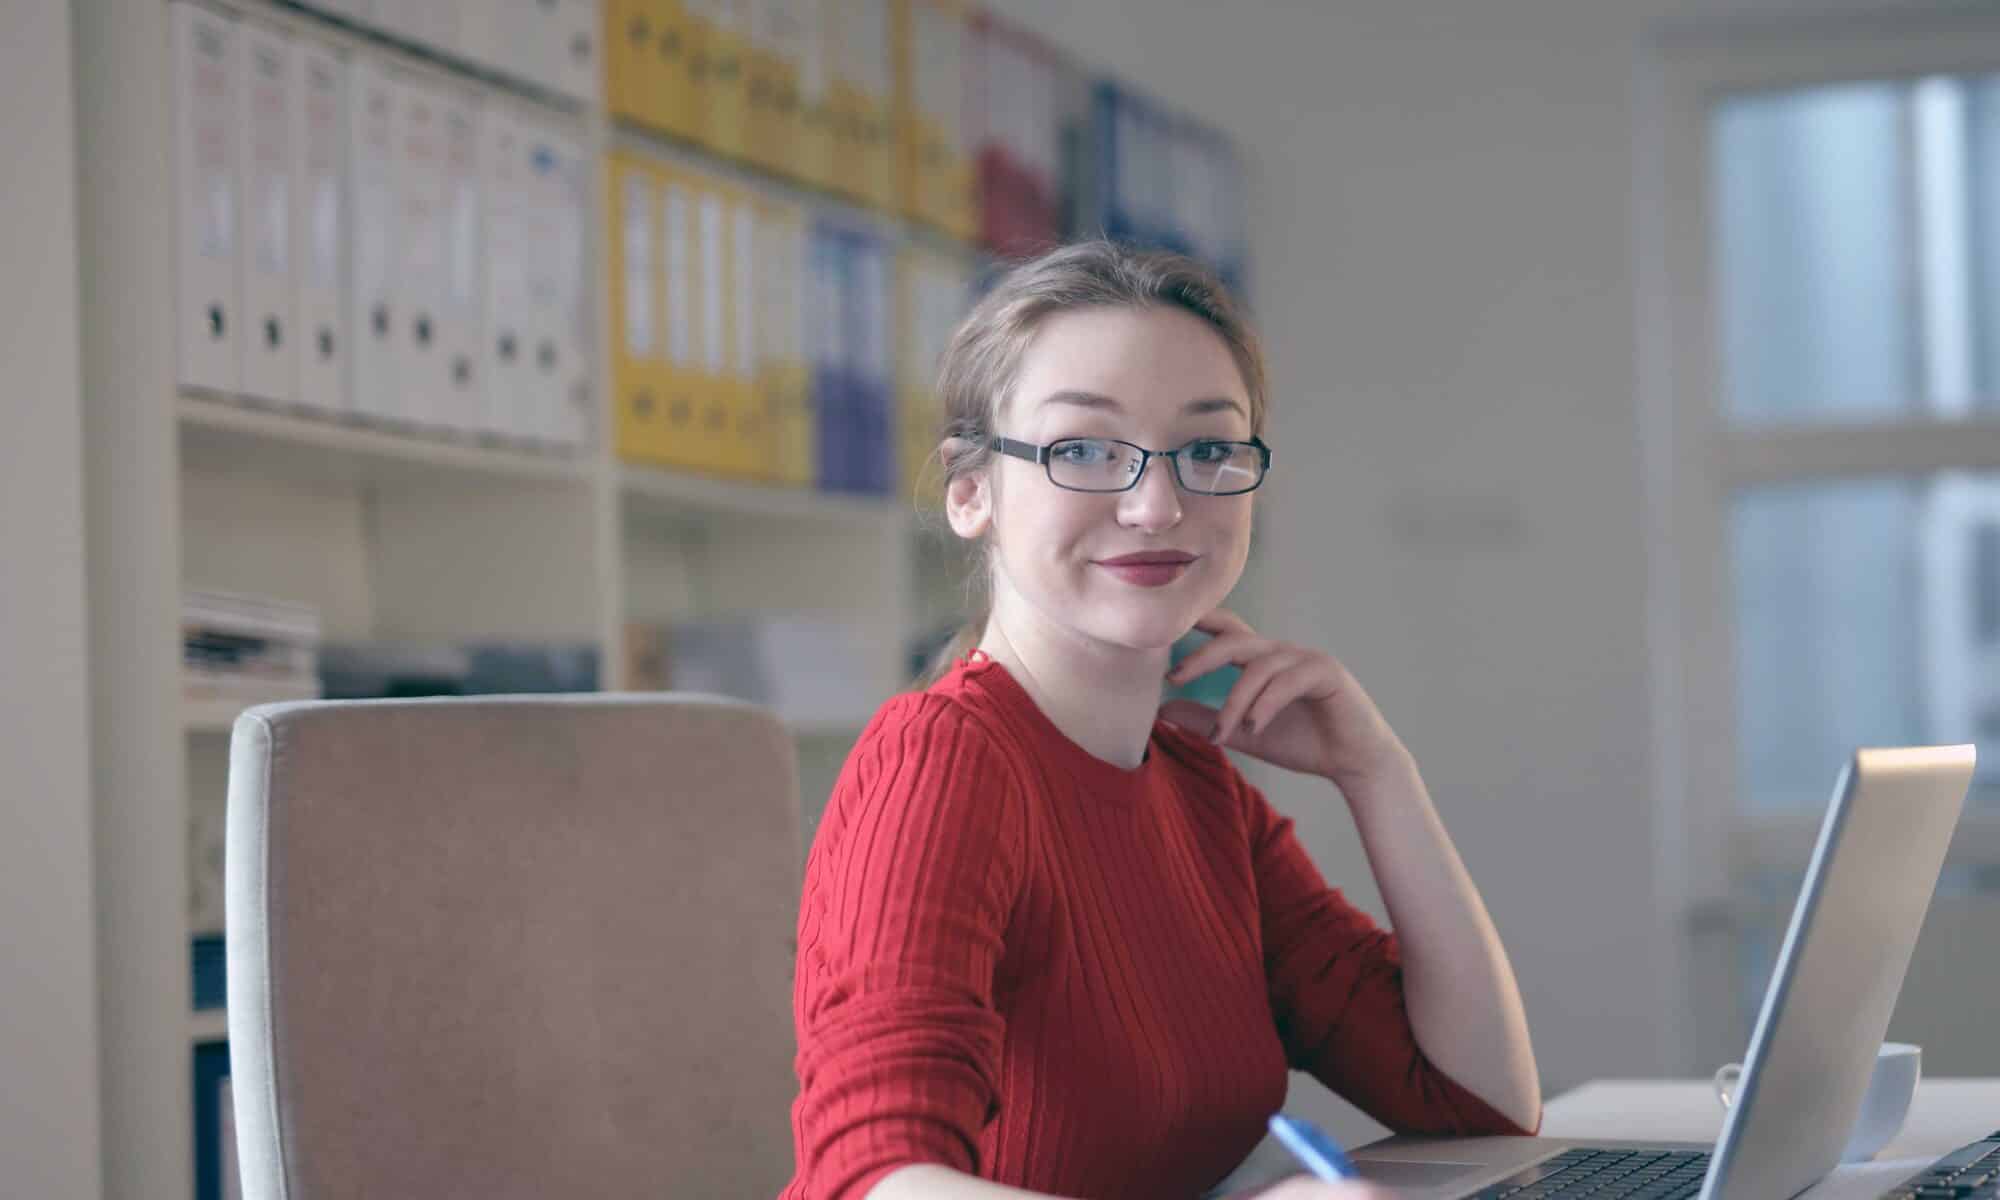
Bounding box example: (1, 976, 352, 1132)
(782, 655, 1532, 1200)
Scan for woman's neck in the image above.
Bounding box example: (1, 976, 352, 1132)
(977, 589, 1171, 771)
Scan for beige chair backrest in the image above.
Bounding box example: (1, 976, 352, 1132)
(225, 694, 802, 1199)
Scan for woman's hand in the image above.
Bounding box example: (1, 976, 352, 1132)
(1160, 608, 1410, 789)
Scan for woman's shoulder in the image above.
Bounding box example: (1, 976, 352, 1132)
(859, 659, 1032, 748)
(814, 681, 1034, 860)
(843, 675, 1034, 796)
(862, 674, 1014, 747)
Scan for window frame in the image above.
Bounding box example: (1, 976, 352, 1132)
(1643, 9, 2000, 1072)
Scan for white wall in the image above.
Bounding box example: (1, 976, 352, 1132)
(0, 0, 105, 1195)
(985, 0, 1883, 1142)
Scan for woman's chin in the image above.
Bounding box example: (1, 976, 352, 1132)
(1086, 612, 1200, 654)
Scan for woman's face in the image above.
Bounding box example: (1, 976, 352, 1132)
(952, 304, 1258, 655)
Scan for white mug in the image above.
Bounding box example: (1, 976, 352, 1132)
(1713, 1042, 1921, 1163)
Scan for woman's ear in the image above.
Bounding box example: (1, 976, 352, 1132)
(942, 439, 993, 540)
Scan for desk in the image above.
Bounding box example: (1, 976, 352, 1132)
(1543, 1079, 2000, 1198)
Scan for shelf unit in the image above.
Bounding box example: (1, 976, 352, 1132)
(74, 3, 983, 1198)
(75, 5, 1262, 1199)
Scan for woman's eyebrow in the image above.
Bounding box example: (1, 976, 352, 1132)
(1036, 390, 1247, 417)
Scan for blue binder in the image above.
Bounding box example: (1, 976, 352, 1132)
(850, 230, 892, 496)
(1087, 76, 1249, 296)
(810, 220, 849, 493)
(193, 1040, 232, 1200)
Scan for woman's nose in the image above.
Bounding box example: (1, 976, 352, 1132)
(1116, 454, 1182, 532)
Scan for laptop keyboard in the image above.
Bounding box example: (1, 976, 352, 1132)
(1879, 1132, 2000, 1199)
(1468, 1148, 1713, 1200)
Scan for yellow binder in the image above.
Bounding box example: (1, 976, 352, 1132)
(724, 184, 767, 478)
(687, 0, 752, 160)
(651, 0, 703, 141)
(761, 0, 807, 183)
(916, 0, 973, 239)
(743, 1, 778, 173)
(657, 160, 707, 471)
(825, 0, 893, 208)
(689, 169, 736, 475)
(604, 0, 652, 127)
(793, 0, 836, 191)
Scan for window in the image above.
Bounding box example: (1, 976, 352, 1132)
(1650, 22, 2000, 1073)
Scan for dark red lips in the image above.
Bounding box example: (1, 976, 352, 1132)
(1094, 551, 1197, 587)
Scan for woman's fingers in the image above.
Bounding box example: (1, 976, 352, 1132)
(1241, 660, 1336, 737)
(1212, 650, 1309, 745)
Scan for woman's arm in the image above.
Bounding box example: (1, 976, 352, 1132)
(1162, 608, 1541, 1133)
(1336, 752, 1541, 1133)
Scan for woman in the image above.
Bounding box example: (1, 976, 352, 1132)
(781, 242, 1540, 1200)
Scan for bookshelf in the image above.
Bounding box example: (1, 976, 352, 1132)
(73, 4, 947, 1199)
(72, 4, 1253, 1199)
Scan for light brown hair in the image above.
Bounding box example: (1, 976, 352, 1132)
(917, 240, 1267, 684)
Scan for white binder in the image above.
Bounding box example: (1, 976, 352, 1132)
(550, 130, 592, 448)
(478, 106, 532, 442)
(345, 57, 400, 425)
(517, 120, 562, 445)
(517, 121, 588, 446)
(552, 0, 602, 106)
(291, 40, 347, 417)
(506, 0, 564, 96)
(437, 90, 484, 437)
(236, 22, 295, 406)
(391, 73, 449, 430)
(458, 1, 597, 105)
(171, 2, 241, 396)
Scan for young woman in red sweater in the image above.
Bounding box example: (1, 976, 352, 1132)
(782, 242, 1541, 1200)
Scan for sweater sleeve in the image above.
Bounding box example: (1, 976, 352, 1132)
(1246, 781, 1537, 1138)
(787, 697, 1030, 1200)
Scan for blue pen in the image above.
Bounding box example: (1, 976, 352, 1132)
(1268, 1113, 1362, 1183)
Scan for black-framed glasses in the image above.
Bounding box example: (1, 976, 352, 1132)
(989, 435, 1272, 495)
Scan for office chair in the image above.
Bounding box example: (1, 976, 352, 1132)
(224, 694, 802, 1198)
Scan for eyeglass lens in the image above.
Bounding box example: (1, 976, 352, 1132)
(1045, 439, 1263, 494)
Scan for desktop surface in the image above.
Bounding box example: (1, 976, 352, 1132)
(1541, 1078, 2000, 1199)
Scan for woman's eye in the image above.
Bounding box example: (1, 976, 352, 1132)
(1055, 441, 1108, 464)
(1188, 441, 1236, 464)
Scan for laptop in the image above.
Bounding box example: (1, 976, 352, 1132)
(1345, 744, 1976, 1200)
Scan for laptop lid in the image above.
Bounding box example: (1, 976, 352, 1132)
(1701, 745, 1975, 1200)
